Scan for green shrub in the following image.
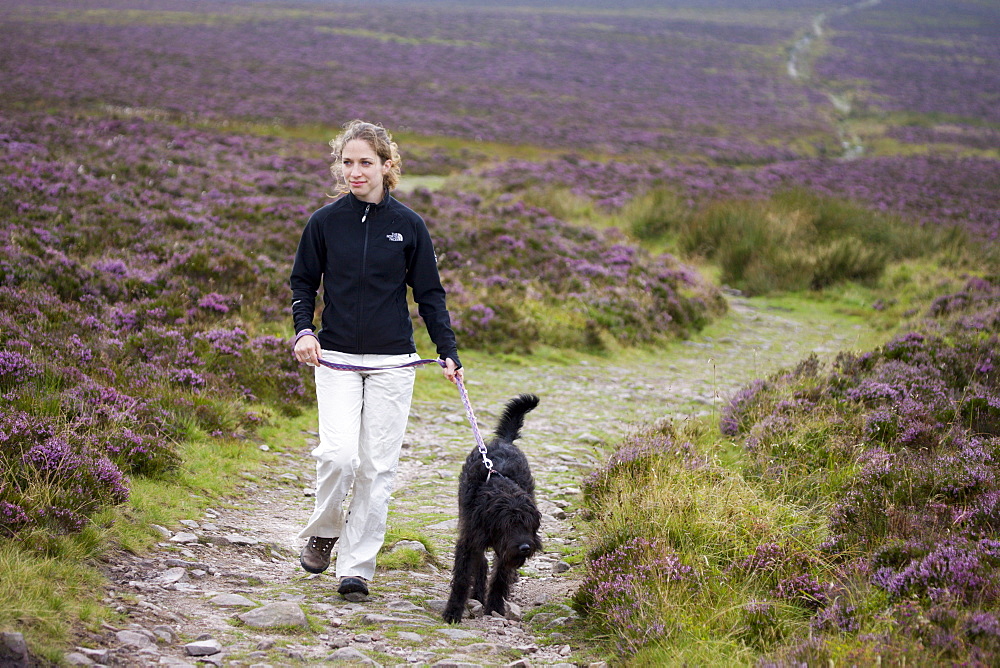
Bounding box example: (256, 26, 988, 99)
(676, 190, 952, 295)
(623, 187, 692, 241)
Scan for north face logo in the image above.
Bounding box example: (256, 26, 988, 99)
(386, 233, 403, 242)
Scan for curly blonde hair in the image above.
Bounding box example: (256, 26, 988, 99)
(329, 120, 402, 193)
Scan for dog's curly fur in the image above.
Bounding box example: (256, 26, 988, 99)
(443, 394, 543, 624)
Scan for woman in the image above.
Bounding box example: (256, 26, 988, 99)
(290, 120, 462, 599)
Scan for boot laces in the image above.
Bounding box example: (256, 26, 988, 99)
(309, 536, 335, 552)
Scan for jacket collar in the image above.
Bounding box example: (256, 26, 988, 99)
(347, 189, 392, 212)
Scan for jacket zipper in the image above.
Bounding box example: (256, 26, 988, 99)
(357, 203, 371, 351)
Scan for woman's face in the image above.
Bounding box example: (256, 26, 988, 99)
(342, 139, 390, 203)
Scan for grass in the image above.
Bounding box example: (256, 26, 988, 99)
(574, 418, 839, 663)
(509, 180, 994, 303)
(521, 187, 613, 231)
(394, 175, 450, 194)
(379, 527, 441, 571)
(0, 524, 115, 662)
(0, 411, 316, 658)
(573, 268, 1000, 664)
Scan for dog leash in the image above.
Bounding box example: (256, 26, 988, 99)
(315, 357, 498, 479)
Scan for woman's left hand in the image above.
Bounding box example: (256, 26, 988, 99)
(443, 358, 463, 384)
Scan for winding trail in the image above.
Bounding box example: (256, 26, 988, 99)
(787, 0, 882, 160)
(91, 296, 876, 667)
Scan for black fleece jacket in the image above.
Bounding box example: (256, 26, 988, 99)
(290, 191, 461, 367)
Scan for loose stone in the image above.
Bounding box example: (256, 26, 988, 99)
(152, 625, 178, 643)
(392, 539, 428, 553)
(168, 532, 199, 543)
(387, 600, 423, 612)
(150, 524, 172, 538)
(436, 628, 478, 641)
(237, 601, 309, 629)
(115, 630, 152, 649)
(209, 593, 256, 607)
(325, 647, 378, 665)
(156, 567, 188, 584)
(184, 638, 222, 656)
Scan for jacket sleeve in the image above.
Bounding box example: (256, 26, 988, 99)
(407, 216, 461, 368)
(289, 212, 325, 335)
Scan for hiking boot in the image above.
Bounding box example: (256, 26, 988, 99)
(299, 536, 337, 574)
(338, 576, 369, 601)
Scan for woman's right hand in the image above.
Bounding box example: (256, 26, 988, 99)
(293, 333, 322, 366)
(442, 357, 463, 384)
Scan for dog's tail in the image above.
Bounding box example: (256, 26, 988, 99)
(494, 393, 539, 443)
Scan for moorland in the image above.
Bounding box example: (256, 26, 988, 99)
(1, 0, 998, 664)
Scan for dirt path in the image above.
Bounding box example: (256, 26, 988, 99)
(786, 0, 882, 160)
(84, 296, 871, 667)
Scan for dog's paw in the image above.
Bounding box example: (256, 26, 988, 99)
(442, 608, 464, 624)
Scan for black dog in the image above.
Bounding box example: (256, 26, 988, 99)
(443, 394, 544, 624)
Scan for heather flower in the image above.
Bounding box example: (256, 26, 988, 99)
(845, 380, 905, 406)
(195, 327, 248, 357)
(582, 431, 692, 499)
(92, 259, 128, 276)
(743, 412, 794, 454)
(577, 536, 694, 651)
(0, 350, 41, 387)
(88, 453, 130, 504)
(37, 506, 88, 534)
(171, 368, 207, 388)
(196, 292, 231, 314)
(720, 379, 767, 436)
(961, 392, 1000, 437)
(772, 574, 829, 611)
(864, 408, 898, 443)
(14, 436, 130, 530)
(22, 437, 82, 475)
(242, 411, 266, 425)
(0, 500, 30, 535)
(811, 600, 859, 633)
(738, 600, 783, 648)
(468, 304, 495, 329)
(0, 410, 56, 448)
(966, 612, 1000, 641)
(107, 305, 140, 331)
(730, 542, 786, 574)
(876, 538, 999, 605)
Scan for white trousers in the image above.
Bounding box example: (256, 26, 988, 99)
(298, 351, 416, 581)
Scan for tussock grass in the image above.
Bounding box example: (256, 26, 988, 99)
(616, 186, 691, 243)
(577, 421, 831, 662)
(575, 423, 843, 663)
(618, 187, 984, 296)
(380, 527, 440, 571)
(0, 526, 113, 661)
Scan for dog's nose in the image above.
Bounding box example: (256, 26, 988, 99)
(518, 543, 533, 556)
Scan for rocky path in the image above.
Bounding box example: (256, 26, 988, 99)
(786, 0, 882, 160)
(74, 296, 871, 667)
